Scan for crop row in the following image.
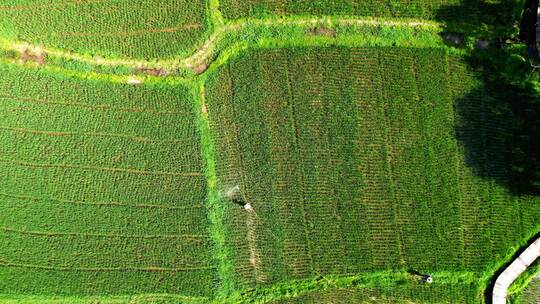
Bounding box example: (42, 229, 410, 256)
(516, 275, 540, 303)
(220, 0, 477, 20)
(0, 63, 216, 297)
(204, 46, 539, 295)
(0, 0, 208, 58)
(269, 283, 479, 304)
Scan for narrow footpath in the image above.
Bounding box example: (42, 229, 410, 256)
(493, 237, 540, 304)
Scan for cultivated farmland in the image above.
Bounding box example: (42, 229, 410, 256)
(267, 284, 479, 304)
(0, 63, 216, 298)
(516, 275, 540, 303)
(1, 0, 539, 303)
(205, 46, 540, 294)
(219, 0, 473, 20)
(0, 0, 209, 58)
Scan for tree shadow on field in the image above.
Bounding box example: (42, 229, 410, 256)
(454, 49, 540, 196)
(435, 0, 540, 197)
(434, 1, 540, 302)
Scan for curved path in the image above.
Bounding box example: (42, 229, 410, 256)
(493, 237, 540, 304)
(0, 16, 442, 80)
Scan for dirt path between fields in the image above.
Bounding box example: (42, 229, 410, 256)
(0, 17, 439, 77)
(493, 237, 540, 304)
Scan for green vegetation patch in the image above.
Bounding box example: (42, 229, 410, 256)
(0, 0, 209, 58)
(219, 0, 485, 20)
(0, 63, 217, 297)
(266, 284, 478, 304)
(204, 47, 540, 295)
(514, 274, 540, 304)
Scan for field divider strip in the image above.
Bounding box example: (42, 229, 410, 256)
(193, 81, 236, 298)
(222, 270, 478, 304)
(0, 269, 476, 303)
(0, 15, 448, 81)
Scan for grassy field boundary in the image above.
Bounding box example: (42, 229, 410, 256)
(0, 270, 478, 304)
(192, 81, 237, 299)
(208, 0, 225, 27)
(0, 15, 449, 80)
(223, 271, 479, 304)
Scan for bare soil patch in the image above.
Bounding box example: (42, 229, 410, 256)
(307, 27, 337, 38)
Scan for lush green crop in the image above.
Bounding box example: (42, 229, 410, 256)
(0, 0, 537, 300)
(0, 0, 209, 58)
(267, 283, 479, 304)
(204, 47, 540, 298)
(0, 63, 217, 297)
(515, 275, 540, 303)
(219, 0, 478, 20)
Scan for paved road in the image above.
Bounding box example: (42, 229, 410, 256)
(493, 237, 540, 304)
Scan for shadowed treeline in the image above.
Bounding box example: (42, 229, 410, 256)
(456, 48, 540, 195)
(434, 1, 540, 302)
(436, 0, 540, 196)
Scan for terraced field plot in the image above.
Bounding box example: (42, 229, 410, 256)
(516, 275, 540, 303)
(267, 284, 479, 304)
(219, 0, 473, 20)
(0, 0, 539, 301)
(0, 0, 209, 58)
(0, 63, 216, 298)
(205, 47, 540, 293)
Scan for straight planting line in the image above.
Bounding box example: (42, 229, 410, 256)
(0, 94, 191, 115)
(283, 54, 316, 276)
(222, 270, 478, 304)
(0, 126, 192, 144)
(0, 192, 205, 211)
(44, 24, 203, 38)
(0, 0, 104, 10)
(376, 50, 406, 267)
(0, 260, 214, 272)
(446, 58, 467, 267)
(0, 226, 208, 241)
(0, 158, 204, 178)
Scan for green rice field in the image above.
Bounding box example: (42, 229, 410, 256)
(1, 0, 539, 303)
(204, 47, 540, 291)
(219, 0, 477, 20)
(0, 63, 217, 298)
(0, 0, 209, 58)
(516, 275, 540, 303)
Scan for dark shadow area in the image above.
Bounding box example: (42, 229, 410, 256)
(435, 0, 540, 197)
(519, 0, 538, 46)
(437, 0, 522, 51)
(434, 1, 540, 303)
(441, 0, 519, 23)
(455, 48, 540, 196)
